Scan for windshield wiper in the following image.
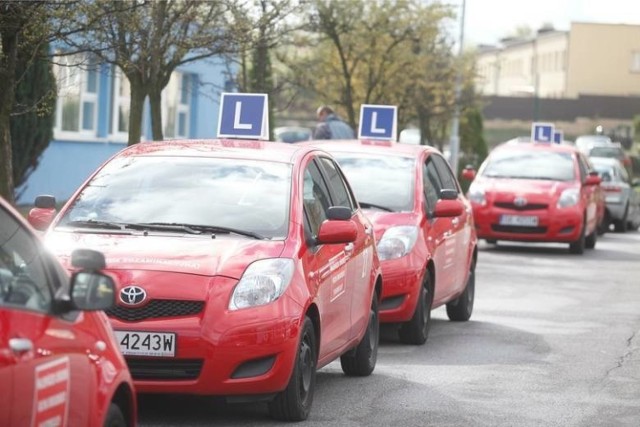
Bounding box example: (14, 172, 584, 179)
(134, 222, 266, 240)
(358, 201, 394, 212)
(64, 219, 127, 230)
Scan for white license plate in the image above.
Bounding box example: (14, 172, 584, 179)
(114, 330, 176, 357)
(499, 215, 539, 227)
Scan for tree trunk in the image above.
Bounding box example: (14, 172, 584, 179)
(0, 29, 19, 203)
(127, 77, 146, 146)
(149, 86, 164, 141)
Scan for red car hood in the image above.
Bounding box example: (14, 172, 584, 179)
(44, 230, 285, 279)
(476, 177, 575, 198)
(361, 210, 420, 240)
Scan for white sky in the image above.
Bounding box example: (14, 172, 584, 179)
(457, 0, 640, 46)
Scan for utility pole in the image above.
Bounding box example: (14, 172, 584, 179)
(449, 0, 465, 175)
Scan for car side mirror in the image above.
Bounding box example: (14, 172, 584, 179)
(585, 173, 601, 186)
(439, 189, 458, 200)
(71, 249, 107, 270)
(70, 271, 116, 311)
(461, 166, 476, 181)
(433, 199, 464, 218)
(316, 219, 357, 244)
(28, 195, 57, 231)
(326, 206, 352, 221)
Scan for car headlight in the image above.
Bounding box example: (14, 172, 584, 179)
(229, 258, 294, 310)
(468, 185, 486, 206)
(377, 226, 419, 261)
(557, 188, 580, 208)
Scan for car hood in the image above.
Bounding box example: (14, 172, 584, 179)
(44, 230, 285, 279)
(475, 177, 574, 198)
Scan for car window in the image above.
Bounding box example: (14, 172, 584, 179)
(0, 207, 53, 313)
(303, 160, 333, 239)
(57, 156, 292, 239)
(431, 154, 459, 193)
(318, 157, 356, 212)
(577, 154, 588, 182)
(423, 159, 442, 213)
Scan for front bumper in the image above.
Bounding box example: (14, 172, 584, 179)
(378, 254, 425, 323)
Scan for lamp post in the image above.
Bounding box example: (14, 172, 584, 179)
(449, 0, 465, 174)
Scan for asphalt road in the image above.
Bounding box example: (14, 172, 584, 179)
(139, 231, 640, 427)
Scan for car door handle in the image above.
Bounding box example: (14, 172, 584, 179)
(9, 338, 33, 355)
(344, 242, 355, 254)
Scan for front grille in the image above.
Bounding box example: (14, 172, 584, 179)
(491, 224, 547, 234)
(107, 300, 205, 322)
(126, 358, 203, 381)
(494, 202, 548, 211)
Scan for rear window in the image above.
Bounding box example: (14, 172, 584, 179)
(589, 146, 623, 159)
(482, 149, 575, 181)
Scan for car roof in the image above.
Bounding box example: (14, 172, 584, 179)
(114, 139, 323, 164)
(301, 139, 442, 157)
(589, 156, 623, 166)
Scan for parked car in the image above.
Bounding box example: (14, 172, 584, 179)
(29, 139, 382, 421)
(575, 134, 612, 154)
(588, 143, 633, 172)
(274, 126, 312, 143)
(590, 157, 640, 232)
(463, 142, 604, 254)
(0, 196, 136, 427)
(305, 139, 478, 345)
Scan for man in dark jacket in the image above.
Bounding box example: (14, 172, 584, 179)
(313, 105, 355, 140)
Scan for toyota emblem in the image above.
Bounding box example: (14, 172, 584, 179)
(119, 286, 147, 305)
(514, 196, 528, 207)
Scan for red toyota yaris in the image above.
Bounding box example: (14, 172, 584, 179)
(463, 141, 603, 254)
(30, 139, 382, 421)
(306, 140, 478, 345)
(0, 196, 136, 427)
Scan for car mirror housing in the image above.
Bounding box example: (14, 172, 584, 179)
(326, 206, 352, 221)
(433, 199, 464, 218)
(316, 219, 357, 244)
(70, 271, 116, 311)
(28, 205, 56, 231)
(439, 189, 458, 200)
(71, 249, 107, 270)
(461, 166, 476, 181)
(585, 174, 601, 186)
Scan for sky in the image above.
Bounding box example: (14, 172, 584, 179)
(458, 0, 640, 47)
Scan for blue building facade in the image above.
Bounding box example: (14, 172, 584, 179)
(17, 56, 233, 204)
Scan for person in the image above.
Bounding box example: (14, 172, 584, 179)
(312, 105, 355, 140)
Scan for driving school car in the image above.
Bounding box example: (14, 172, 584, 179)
(0, 196, 136, 427)
(30, 139, 382, 421)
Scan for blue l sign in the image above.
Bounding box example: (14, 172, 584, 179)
(531, 122, 555, 143)
(553, 130, 563, 144)
(358, 105, 397, 141)
(217, 93, 269, 140)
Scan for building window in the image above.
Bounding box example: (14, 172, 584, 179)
(163, 72, 191, 139)
(53, 53, 99, 137)
(110, 70, 131, 139)
(631, 51, 640, 73)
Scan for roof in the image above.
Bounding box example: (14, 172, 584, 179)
(114, 139, 322, 164)
(301, 139, 442, 158)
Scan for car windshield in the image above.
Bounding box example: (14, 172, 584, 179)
(333, 153, 415, 212)
(589, 146, 623, 159)
(482, 149, 575, 181)
(57, 156, 292, 239)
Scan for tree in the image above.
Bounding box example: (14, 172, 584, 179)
(67, 0, 237, 145)
(460, 107, 488, 166)
(11, 42, 56, 199)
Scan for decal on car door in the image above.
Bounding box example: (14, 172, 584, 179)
(32, 357, 70, 427)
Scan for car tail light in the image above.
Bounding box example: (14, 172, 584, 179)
(623, 157, 632, 167)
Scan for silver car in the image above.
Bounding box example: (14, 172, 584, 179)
(591, 157, 640, 232)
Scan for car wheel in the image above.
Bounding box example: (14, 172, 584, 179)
(398, 274, 432, 345)
(446, 259, 475, 322)
(614, 204, 629, 233)
(341, 292, 379, 375)
(269, 317, 317, 421)
(585, 227, 597, 249)
(103, 403, 127, 427)
(569, 218, 586, 254)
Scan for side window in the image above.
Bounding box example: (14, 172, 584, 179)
(318, 157, 356, 211)
(303, 160, 333, 239)
(0, 208, 53, 313)
(423, 160, 442, 213)
(431, 154, 459, 192)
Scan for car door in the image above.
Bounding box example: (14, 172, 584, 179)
(301, 158, 351, 356)
(422, 156, 457, 303)
(0, 205, 93, 427)
(317, 156, 373, 339)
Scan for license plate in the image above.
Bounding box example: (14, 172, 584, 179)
(114, 330, 176, 357)
(499, 215, 539, 227)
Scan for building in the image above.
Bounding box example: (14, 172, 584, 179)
(17, 54, 233, 205)
(476, 22, 640, 99)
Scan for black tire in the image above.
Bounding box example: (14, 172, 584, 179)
(341, 293, 379, 376)
(614, 204, 628, 233)
(446, 259, 475, 322)
(569, 218, 586, 254)
(585, 227, 597, 249)
(104, 403, 127, 427)
(398, 275, 432, 345)
(269, 317, 317, 421)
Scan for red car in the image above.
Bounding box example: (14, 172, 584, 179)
(0, 196, 136, 427)
(463, 142, 604, 254)
(306, 140, 478, 345)
(30, 139, 382, 421)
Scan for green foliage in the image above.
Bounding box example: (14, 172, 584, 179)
(633, 115, 640, 143)
(11, 42, 56, 197)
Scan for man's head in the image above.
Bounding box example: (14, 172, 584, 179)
(316, 105, 334, 121)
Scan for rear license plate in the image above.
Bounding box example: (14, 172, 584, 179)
(114, 330, 176, 357)
(499, 215, 539, 227)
